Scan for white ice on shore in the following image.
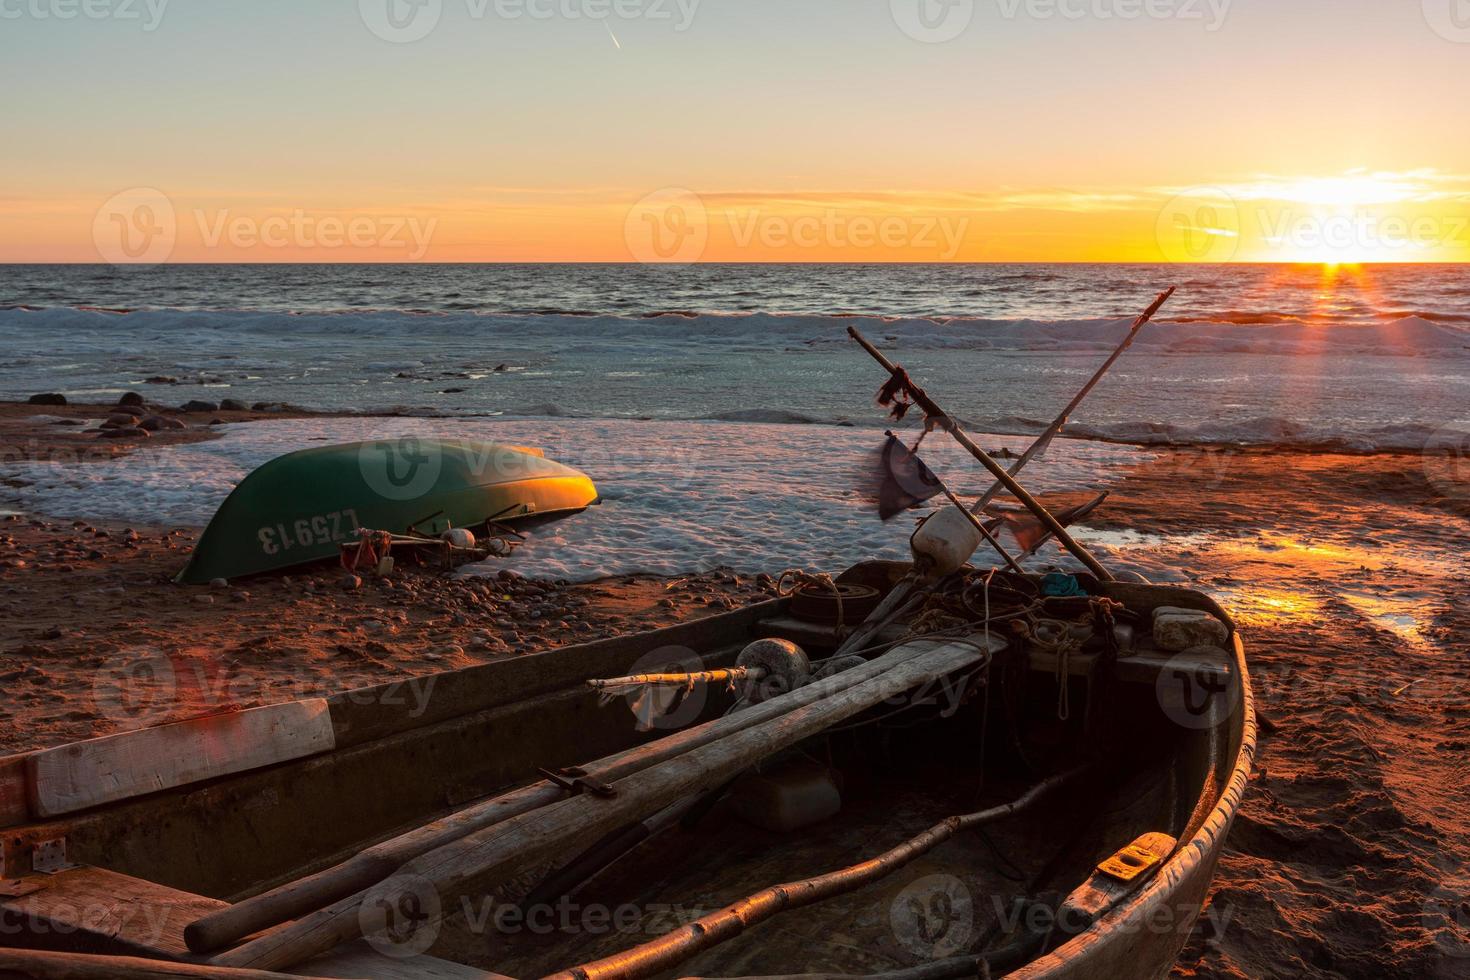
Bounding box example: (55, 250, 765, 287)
(0, 417, 1152, 581)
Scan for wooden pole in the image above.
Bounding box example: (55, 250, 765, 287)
(971, 287, 1174, 515)
(587, 667, 759, 692)
(187, 639, 950, 955)
(936, 484, 1025, 576)
(212, 639, 999, 972)
(540, 768, 1085, 980)
(848, 326, 1116, 582)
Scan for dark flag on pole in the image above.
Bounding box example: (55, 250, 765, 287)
(869, 432, 945, 520)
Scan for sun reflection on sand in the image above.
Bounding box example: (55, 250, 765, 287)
(1084, 525, 1462, 650)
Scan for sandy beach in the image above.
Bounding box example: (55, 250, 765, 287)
(2, 401, 1466, 977)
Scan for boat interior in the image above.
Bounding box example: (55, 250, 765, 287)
(0, 561, 1252, 980)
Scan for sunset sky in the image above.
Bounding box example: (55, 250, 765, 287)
(3, 0, 1469, 262)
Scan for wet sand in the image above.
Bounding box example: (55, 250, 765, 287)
(1, 407, 1467, 977)
(1091, 450, 1470, 979)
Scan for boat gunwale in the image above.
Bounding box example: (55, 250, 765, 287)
(1009, 598, 1256, 979)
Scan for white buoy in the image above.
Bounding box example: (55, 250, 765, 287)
(442, 527, 476, 550)
(909, 505, 982, 579)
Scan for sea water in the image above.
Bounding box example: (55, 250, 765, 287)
(1, 263, 1467, 453)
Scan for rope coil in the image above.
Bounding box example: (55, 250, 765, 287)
(776, 569, 848, 636)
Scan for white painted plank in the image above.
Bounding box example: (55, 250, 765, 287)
(26, 699, 336, 818)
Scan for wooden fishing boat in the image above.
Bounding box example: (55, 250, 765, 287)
(0, 560, 1254, 980)
(176, 438, 599, 585)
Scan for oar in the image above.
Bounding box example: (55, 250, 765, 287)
(185, 640, 945, 955)
(211, 639, 997, 972)
(587, 667, 761, 693)
(849, 327, 1116, 582)
(971, 287, 1175, 515)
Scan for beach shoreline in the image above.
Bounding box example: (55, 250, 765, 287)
(1, 401, 1467, 976)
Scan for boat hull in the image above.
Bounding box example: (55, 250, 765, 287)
(176, 437, 598, 584)
(0, 572, 1253, 978)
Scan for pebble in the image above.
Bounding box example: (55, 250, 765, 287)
(181, 400, 220, 413)
(27, 393, 67, 406)
(196, 595, 215, 605)
(140, 415, 188, 432)
(210, 577, 229, 589)
(99, 427, 150, 440)
(341, 574, 363, 590)
(219, 398, 248, 411)
(232, 591, 251, 603)
(117, 392, 145, 408)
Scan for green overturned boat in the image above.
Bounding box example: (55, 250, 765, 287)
(178, 438, 599, 584)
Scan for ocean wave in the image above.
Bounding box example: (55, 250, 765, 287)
(5, 305, 1468, 359)
(1065, 417, 1470, 454)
